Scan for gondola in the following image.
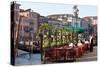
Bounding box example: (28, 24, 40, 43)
(18, 43, 40, 53)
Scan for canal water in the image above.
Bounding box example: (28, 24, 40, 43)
(15, 49, 41, 66)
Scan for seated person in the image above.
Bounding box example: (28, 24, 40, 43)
(84, 39, 90, 50)
(69, 42, 74, 48)
(84, 39, 90, 44)
(77, 40, 83, 46)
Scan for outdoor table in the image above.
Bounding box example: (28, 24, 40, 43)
(64, 47, 76, 61)
(75, 43, 86, 58)
(84, 43, 90, 51)
(48, 47, 66, 61)
(74, 47, 78, 58)
(54, 46, 76, 61)
(74, 46, 81, 58)
(43, 46, 77, 62)
(44, 47, 62, 61)
(44, 49, 52, 61)
(53, 47, 63, 60)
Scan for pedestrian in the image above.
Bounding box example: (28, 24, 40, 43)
(84, 39, 90, 51)
(89, 35, 94, 52)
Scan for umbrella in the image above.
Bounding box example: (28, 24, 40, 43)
(64, 26, 86, 33)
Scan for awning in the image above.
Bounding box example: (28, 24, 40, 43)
(63, 26, 86, 33)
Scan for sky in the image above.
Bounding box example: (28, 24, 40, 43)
(16, 1, 97, 18)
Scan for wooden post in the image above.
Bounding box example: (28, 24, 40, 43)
(11, 1, 15, 65)
(39, 33, 43, 63)
(14, 16, 22, 64)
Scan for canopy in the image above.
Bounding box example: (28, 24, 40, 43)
(63, 26, 86, 33)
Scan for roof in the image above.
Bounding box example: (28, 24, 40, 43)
(83, 16, 97, 20)
(20, 9, 31, 12)
(47, 14, 73, 17)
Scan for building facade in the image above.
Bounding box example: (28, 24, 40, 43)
(47, 18, 63, 29)
(47, 14, 73, 27)
(47, 14, 89, 29)
(19, 9, 40, 41)
(82, 16, 97, 36)
(13, 2, 41, 42)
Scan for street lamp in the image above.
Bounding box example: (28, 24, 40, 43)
(73, 5, 79, 43)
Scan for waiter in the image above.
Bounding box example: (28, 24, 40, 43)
(89, 35, 94, 52)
